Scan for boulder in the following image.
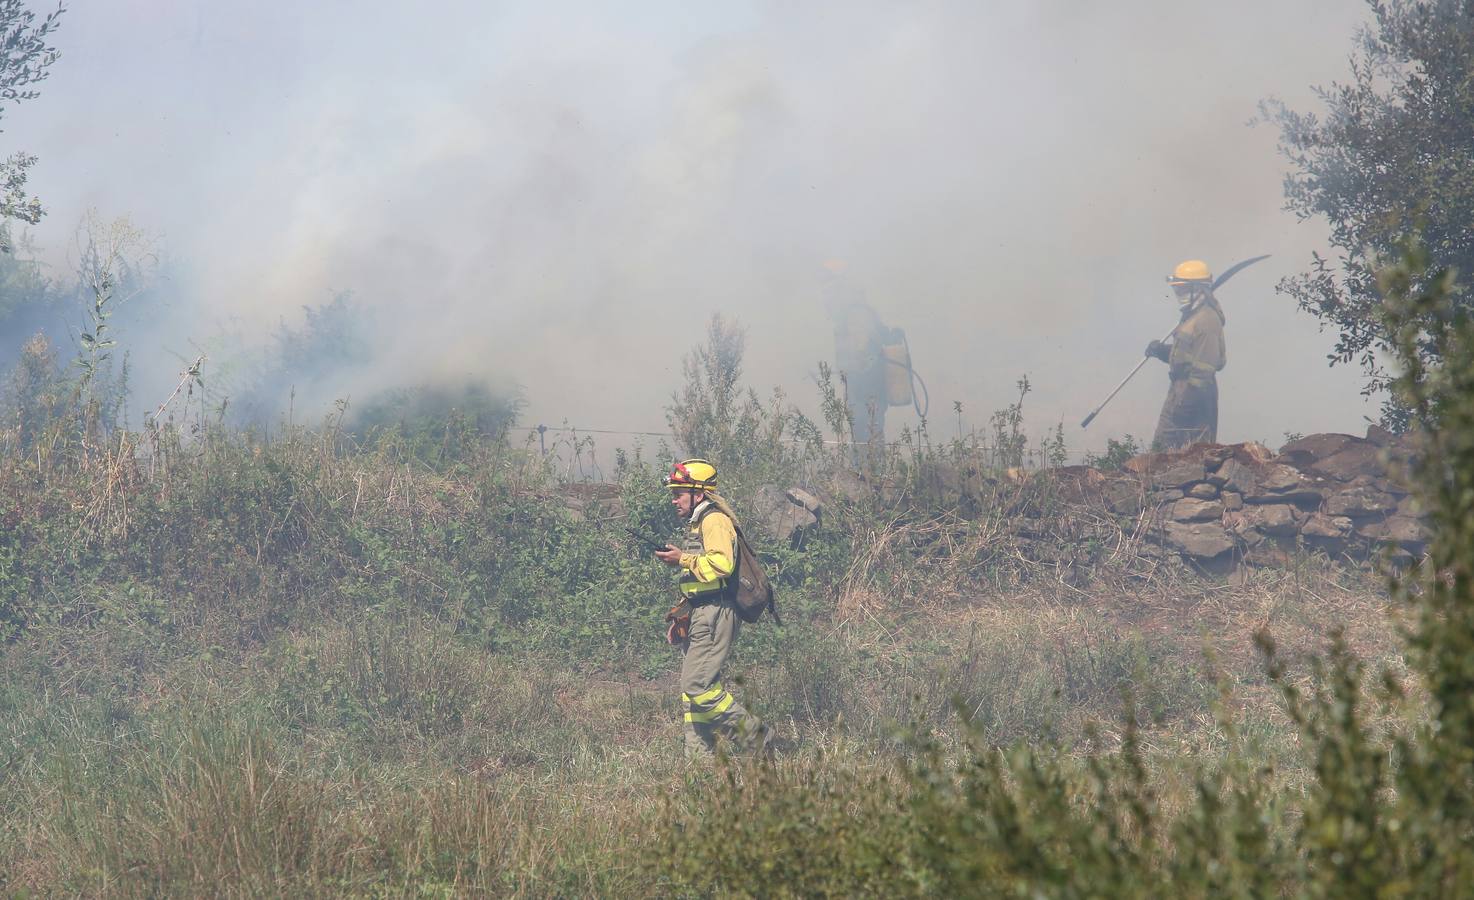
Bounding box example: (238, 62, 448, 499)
(827, 468, 872, 505)
(1324, 480, 1399, 518)
(1207, 458, 1258, 493)
(1150, 488, 1184, 505)
(786, 487, 823, 516)
(1372, 476, 1409, 497)
(1245, 503, 1300, 537)
(1125, 454, 1207, 488)
(1236, 441, 1277, 464)
(1356, 515, 1427, 548)
(1172, 498, 1224, 522)
(1187, 482, 1220, 500)
(1244, 465, 1329, 507)
(1202, 446, 1235, 467)
(1365, 423, 1396, 447)
(1309, 442, 1384, 482)
(1258, 464, 1305, 492)
(1103, 479, 1145, 516)
(1236, 524, 1266, 548)
(749, 485, 820, 548)
(1162, 521, 1235, 559)
(1301, 513, 1353, 538)
(1300, 513, 1354, 554)
(1279, 433, 1362, 465)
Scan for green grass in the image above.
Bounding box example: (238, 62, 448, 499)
(0, 539, 1399, 895)
(2, 252, 1470, 895)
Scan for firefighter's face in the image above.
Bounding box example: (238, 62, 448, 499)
(671, 489, 700, 519)
(1172, 283, 1203, 307)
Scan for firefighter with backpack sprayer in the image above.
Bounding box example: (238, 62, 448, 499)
(653, 459, 774, 759)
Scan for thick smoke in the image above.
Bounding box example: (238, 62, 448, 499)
(11, 0, 1376, 449)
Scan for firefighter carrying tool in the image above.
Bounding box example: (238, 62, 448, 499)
(1079, 254, 1266, 434)
(1147, 259, 1227, 449)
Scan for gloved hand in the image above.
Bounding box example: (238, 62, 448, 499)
(1145, 340, 1170, 361)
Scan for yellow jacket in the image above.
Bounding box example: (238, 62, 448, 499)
(677, 498, 737, 599)
(1169, 299, 1226, 385)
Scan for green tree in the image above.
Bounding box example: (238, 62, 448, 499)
(0, 1, 64, 253)
(665, 312, 760, 462)
(1262, 0, 1473, 428)
(663, 312, 823, 482)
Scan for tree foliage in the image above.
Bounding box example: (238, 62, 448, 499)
(664, 312, 823, 476)
(0, 1, 62, 253)
(1263, 0, 1474, 427)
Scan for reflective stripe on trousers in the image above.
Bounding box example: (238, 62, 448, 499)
(682, 682, 736, 722)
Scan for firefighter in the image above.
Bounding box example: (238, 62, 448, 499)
(822, 260, 898, 448)
(653, 459, 771, 758)
(1146, 259, 1227, 449)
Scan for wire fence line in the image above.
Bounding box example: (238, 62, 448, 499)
(509, 422, 1093, 483)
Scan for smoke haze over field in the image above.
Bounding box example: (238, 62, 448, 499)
(11, 0, 1378, 451)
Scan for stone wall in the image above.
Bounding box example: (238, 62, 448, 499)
(1102, 428, 1425, 566)
(576, 428, 1427, 571)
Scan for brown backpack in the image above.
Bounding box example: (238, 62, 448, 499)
(730, 523, 779, 624)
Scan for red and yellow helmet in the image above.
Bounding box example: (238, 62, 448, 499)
(664, 458, 717, 491)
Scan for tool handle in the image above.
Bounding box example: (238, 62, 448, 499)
(1079, 324, 1176, 429)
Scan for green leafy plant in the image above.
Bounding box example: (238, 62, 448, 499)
(1084, 434, 1141, 471)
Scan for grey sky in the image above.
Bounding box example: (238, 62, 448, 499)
(14, 0, 1378, 451)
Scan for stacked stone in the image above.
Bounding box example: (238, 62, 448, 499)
(1113, 428, 1426, 565)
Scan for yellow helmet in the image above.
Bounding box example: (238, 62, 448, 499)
(664, 458, 717, 491)
(1167, 259, 1212, 286)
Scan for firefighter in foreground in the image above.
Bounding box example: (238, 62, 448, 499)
(1145, 259, 1227, 449)
(653, 459, 772, 758)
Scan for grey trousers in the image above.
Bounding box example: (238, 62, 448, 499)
(1153, 376, 1218, 450)
(679, 600, 766, 757)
